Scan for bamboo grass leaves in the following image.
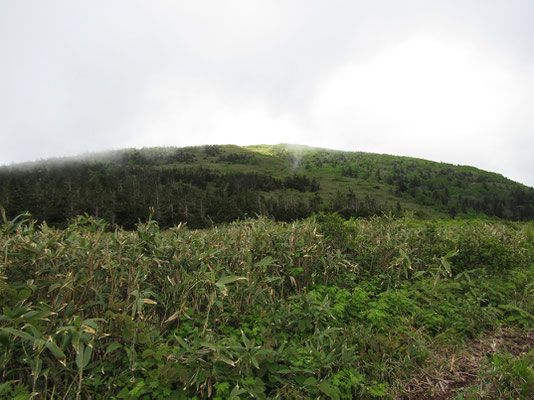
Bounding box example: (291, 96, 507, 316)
(1, 213, 534, 398)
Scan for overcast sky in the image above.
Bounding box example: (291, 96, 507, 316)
(2, 1, 534, 186)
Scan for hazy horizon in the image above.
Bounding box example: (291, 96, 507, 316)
(2, 142, 532, 189)
(2, 1, 534, 186)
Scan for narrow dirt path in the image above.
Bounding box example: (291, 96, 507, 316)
(401, 328, 534, 399)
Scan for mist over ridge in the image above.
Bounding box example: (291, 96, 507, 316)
(1, 143, 533, 229)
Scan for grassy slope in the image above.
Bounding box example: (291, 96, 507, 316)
(151, 143, 534, 218)
(3, 143, 534, 223)
(152, 143, 533, 219)
(248, 144, 534, 219)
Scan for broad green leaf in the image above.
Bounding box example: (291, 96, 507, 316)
(250, 355, 259, 369)
(241, 330, 251, 349)
(25, 323, 42, 339)
(83, 344, 92, 368)
(216, 354, 236, 367)
(1, 327, 39, 343)
(303, 377, 317, 386)
(255, 256, 276, 268)
(230, 385, 246, 399)
(72, 331, 81, 349)
(216, 275, 247, 286)
(200, 341, 219, 352)
(46, 341, 66, 364)
(22, 310, 51, 321)
(76, 342, 85, 369)
(105, 341, 123, 355)
(318, 382, 341, 400)
(81, 318, 103, 329)
(176, 336, 192, 352)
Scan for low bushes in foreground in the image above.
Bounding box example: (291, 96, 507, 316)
(1, 211, 533, 398)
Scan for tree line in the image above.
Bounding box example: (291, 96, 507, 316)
(0, 161, 382, 229)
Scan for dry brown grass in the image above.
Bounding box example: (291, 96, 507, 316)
(402, 328, 534, 399)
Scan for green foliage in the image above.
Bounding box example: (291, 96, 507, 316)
(3, 144, 534, 230)
(483, 350, 534, 398)
(460, 350, 534, 399)
(1, 213, 534, 398)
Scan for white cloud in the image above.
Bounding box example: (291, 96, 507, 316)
(1, 1, 534, 186)
(131, 77, 307, 148)
(309, 35, 534, 184)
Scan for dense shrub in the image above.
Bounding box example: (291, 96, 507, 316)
(1, 211, 533, 398)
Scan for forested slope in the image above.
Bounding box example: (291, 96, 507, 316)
(1, 144, 533, 228)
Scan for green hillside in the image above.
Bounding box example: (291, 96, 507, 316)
(2, 145, 534, 398)
(1, 144, 533, 228)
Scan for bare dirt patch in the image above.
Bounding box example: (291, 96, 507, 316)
(401, 328, 534, 399)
